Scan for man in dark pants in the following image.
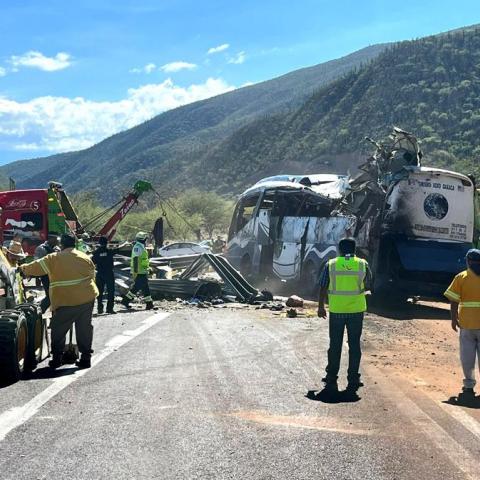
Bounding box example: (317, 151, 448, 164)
(20, 233, 98, 370)
(318, 238, 370, 395)
(92, 236, 127, 314)
(121, 231, 154, 310)
(34, 233, 59, 313)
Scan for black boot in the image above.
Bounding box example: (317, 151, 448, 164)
(121, 296, 131, 308)
(146, 301, 154, 310)
(75, 356, 91, 369)
(48, 356, 63, 370)
(98, 303, 104, 315)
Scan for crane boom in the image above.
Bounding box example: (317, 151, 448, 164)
(95, 180, 153, 240)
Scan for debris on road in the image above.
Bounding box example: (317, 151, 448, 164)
(114, 253, 273, 304)
(286, 295, 304, 308)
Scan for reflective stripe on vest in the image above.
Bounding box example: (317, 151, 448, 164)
(329, 257, 366, 295)
(50, 276, 92, 288)
(39, 258, 50, 276)
(328, 256, 367, 313)
(460, 302, 480, 307)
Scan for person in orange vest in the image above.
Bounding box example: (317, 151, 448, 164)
(20, 233, 98, 370)
(318, 238, 370, 395)
(444, 249, 480, 396)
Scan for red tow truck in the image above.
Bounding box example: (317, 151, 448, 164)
(0, 180, 153, 256)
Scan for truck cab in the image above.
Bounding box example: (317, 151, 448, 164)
(372, 167, 476, 298)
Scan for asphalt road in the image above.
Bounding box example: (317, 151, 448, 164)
(1, 306, 480, 480)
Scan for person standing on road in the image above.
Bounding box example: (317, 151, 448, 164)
(34, 233, 59, 313)
(121, 231, 154, 310)
(20, 233, 98, 370)
(92, 236, 128, 315)
(317, 238, 369, 395)
(444, 249, 480, 396)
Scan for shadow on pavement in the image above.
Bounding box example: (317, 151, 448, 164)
(305, 389, 361, 404)
(443, 392, 480, 409)
(23, 366, 78, 381)
(368, 300, 450, 321)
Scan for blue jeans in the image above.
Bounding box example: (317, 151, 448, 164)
(325, 312, 364, 386)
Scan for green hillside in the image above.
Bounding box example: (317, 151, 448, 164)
(192, 25, 480, 192)
(1, 44, 386, 200)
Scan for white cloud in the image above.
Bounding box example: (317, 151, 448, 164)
(160, 61, 197, 73)
(130, 62, 157, 74)
(0, 78, 236, 153)
(0, 67, 6, 77)
(9, 51, 72, 72)
(228, 51, 246, 65)
(207, 43, 230, 55)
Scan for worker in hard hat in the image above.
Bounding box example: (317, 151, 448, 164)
(318, 238, 370, 397)
(121, 232, 154, 310)
(77, 232, 92, 254)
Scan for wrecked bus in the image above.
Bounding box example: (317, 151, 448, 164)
(226, 174, 357, 293)
(226, 128, 478, 300)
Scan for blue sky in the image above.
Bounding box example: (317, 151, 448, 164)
(0, 0, 478, 164)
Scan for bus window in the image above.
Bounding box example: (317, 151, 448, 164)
(259, 191, 275, 211)
(229, 193, 260, 238)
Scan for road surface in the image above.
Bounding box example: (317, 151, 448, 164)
(1, 303, 479, 479)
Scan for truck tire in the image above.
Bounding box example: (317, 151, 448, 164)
(0, 312, 28, 383)
(17, 304, 44, 371)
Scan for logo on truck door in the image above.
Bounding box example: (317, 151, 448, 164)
(424, 193, 448, 220)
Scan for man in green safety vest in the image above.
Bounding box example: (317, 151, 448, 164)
(318, 238, 370, 395)
(121, 231, 154, 310)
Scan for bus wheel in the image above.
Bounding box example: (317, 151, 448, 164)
(240, 255, 252, 278)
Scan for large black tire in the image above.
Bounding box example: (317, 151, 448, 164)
(17, 304, 44, 371)
(0, 312, 28, 383)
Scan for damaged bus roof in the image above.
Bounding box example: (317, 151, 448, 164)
(244, 174, 349, 199)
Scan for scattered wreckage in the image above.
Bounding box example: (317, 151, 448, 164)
(225, 127, 478, 299)
(114, 253, 272, 304)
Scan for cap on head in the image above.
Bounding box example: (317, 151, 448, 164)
(338, 237, 356, 256)
(135, 231, 148, 242)
(81, 232, 90, 240)
(99, 236, 108, 246)
(60, 233, 76, 249)
(466, 249, 480, 263)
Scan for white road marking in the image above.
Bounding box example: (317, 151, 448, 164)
(369, 366, 480, 479)
(0, 312, 170, 442)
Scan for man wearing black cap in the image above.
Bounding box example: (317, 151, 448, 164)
(318, 237, 370, 396)
(92, 236, 127, 314)
(445, 249, 480, 396)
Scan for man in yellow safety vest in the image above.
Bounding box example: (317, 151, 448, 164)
(20, 233, 98, 370)
(318, 238, 370, 395)
(121, 231, 154, 310)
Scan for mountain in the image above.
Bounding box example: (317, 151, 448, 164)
(186, 24, 480, 192)
(1, 44, 387, 200)
(5, 24, 480, 202)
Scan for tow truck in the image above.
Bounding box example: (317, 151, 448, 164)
(0, 180, 153, 383)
